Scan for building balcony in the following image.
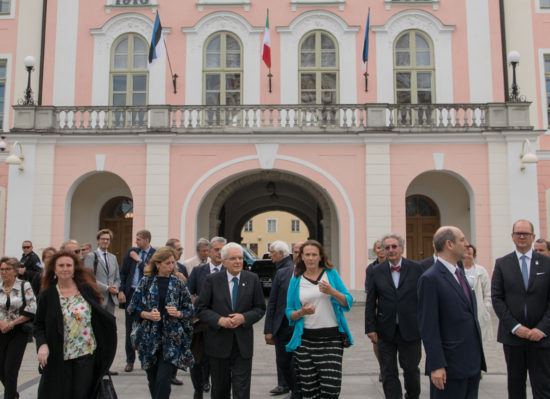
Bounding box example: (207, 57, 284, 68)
(10, 102, 532, 135)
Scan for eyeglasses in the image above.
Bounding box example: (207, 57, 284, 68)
(513, 232, 533, 237)
(0, 268, 13, 272)
(384, 244, 399, 250)
(22, 246, 31, 250)
(73, 249, 81, 254)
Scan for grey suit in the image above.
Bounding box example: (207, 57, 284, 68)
(84, 250, 121, 314)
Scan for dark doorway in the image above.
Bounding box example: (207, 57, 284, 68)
(406, 195, 440, 261)
(100, 196, 133, 265)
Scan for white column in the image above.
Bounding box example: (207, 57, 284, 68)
(5, 141, 37, 255)
(52, 0, 79, 105)
(366, 142, 392, 254)
(145, 140, 171, 247)
(487, 139, 512, 263)
(32, 142, 55, 253)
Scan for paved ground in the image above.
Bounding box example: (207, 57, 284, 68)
(6, 304, 532, 398)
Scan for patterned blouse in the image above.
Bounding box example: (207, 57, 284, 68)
(56, 285, 96, 360)
(0, 278, 37, 322)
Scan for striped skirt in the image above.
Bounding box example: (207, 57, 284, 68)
(294, 334, 344, 399)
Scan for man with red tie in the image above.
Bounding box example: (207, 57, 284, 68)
(365, 233, 425, 399)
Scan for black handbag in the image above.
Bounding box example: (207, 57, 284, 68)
(19, 281, 34, 341)
(95, 374, 118, 399)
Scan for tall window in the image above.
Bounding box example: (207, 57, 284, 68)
(244, 220, 253, 232)
(0, 60, 6, 129)
(543, 0, 550, 7)
(394, 30, 434, 104)
(291, 219, 300, 233)
(299, 31, 339, 105)
(267, 219, 277, 233)
(0, 0, 9, 14)
(545, 55, 550, 123)
(110, 33, 148, 126)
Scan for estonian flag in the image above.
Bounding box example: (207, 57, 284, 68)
(362, 8, 370, 64)
(148, 12, 165, 69)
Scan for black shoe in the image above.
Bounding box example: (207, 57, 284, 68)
(193, 392, 203, 399)
(108, 370, 119, 376)
(171, 377, 183, 386)
(270, 386, 290, 395)
(124, 363, 134, 372)
(202, 383, 210, 392)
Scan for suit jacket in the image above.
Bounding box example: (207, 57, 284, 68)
(188, 263, 223, 296)
(418, 260, 486, 379)
(419, 255, 437, 271)
(264, 266, 294, 336)
(365, 258, 424, 342)
(183, 256, 210, 273)
(119, 247, 156, 298)
(197, 269, 266, 359)
(491, 251, 550, 347)
(84, 250, 121, 306)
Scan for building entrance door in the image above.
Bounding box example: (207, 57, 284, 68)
(406, 195, 440, 261)
(100, 197, 133, 265)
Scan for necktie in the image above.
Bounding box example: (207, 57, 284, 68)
(103, 252, 109, 269)
(455, 268, 472, 304)
(140, 250, 147, 264)
(232, 277, 239, 311)
(521, 255, 529, 289)
(212, 267, 219, 273)
(390, 265, 401, 272)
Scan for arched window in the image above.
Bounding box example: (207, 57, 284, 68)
(299, 30, 339, 105)
(394, 30, 434, 104)
(203, 32, 243, 106)
(110, 33, 148, 126)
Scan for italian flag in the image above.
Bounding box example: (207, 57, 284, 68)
(262, 10, 271, 69)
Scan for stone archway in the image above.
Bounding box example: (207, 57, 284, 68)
(196, 169, 340, 262)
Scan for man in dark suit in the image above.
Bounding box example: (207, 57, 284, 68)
(188, 236, 226, 398)
(264, 241, 296, 396)
(118, 229, 155, 373)
(418, 226, 486, 398)
(365, 233, 425, 399)
(492, 219, 550, 398)
(197, 242, 266, 399)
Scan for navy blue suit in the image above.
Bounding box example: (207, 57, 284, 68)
(418, 260, 486, 398)
(188, 263, 215, 297)
(264, 266, 296, 394)
(119, 246, 155, 364)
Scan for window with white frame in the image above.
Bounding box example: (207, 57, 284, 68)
(545, 55, 550, 124)
(291, 219, 300, 232)
(543, 0, 550, 7)
(266, 219, 277, 233)
(243, 220, 253, 232)
(266, 243, 272, 253)
(0, 60, 6, 129)
(0, 0, 10, 14)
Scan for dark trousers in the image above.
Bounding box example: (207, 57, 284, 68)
(274, 325, 296, 394)
(503, 344, 550, 399)
(378, 327, 421, 399)
(146, 357, 176, 399)
(190, 354, 210, 391)
(430, 375, 480, 399)
(0, 327, 28, 399)
(125, 288, 136, 364)
(63, 354, 95, 399)
(209, 337, 252, 399)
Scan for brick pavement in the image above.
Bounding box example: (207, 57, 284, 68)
(6, 304, 532, 398)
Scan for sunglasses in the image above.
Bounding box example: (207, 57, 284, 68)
(22, 246, 31, 250)
(384, 244, 399, 250)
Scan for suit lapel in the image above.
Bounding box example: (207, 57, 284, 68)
(397, 260, 409, 290)
(437, 261, 471, 309)
(528, 254, 541, 290)
(381, 262, 396, 291)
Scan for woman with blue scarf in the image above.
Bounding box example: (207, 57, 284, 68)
(285, 240, 353, 399)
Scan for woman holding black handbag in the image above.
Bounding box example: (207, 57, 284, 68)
(34, 251, 117, 399)
(0, 256, 37, 399)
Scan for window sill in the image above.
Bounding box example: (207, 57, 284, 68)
(290, 0, 345, 11)
(197, 0, 251, 12)
(384, 0, 439, 11)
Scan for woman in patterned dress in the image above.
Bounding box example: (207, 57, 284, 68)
(0, 257, 37, 399)
(34, 251, 117, 399)
(128, 246, 194, 399)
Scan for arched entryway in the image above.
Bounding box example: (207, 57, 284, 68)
(195, 169, 340, 264)
(406, 170, 474, 260)
(68, 172, 133, 263)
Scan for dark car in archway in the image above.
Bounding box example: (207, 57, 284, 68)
(242, 246, 275, 296)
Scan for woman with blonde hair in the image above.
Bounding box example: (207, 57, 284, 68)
(128, 246, 194, 399)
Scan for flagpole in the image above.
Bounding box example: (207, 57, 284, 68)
(364, 61, 369, 92)
(163, 36, 178, 94)
(268, 68, 272, 93)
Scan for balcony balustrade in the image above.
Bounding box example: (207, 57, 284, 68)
(10, 102, 532, 134)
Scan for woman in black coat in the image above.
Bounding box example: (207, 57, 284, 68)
(34, 251, 117, 399)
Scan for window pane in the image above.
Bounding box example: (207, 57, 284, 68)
(301, 34, 315, 50)
(226, 74, 241, 90)
(132, 93, 146, 106)
(321, 91, 336, 105)
(416, 50, 431, 67)
(415, 33, 429, 49)
(417, 91, 432, 104)
(226, 35, 240, 51)
(417, 72, 432, 89)
(397, 91, 411, 104)
(205, 74, 220, 90)
(321, 51, 336, 67)
(134, 37, 147, 53)
(113, 76, 127, 91)
(206, 53, 220, 68)
(226, 53, 240, 68)
(546, 78, 550, 93)
(543, 0, 550, 6)
(321, 73, 336, 89)
(301, 91, 316, 104)
(0, 0, 9, 13)
(205, 92, 220, 105)
(225, 91, 240, 105)
(0, 83, 4, 127)
(396, 34, 410, 49)
(207, 36, 220, 51)
(321, 33, 335, 49)
(112, 93, 126, 106)
(545, 57, 550, 73)
(115, 38, 128, 54)
(396, 72, 410, 89)
(133, 75, 147, 91)
(301, 73, 316, 90)
(114, 55, 128, 70)
(396, 51, 410, 66)
(300, 52, 315, 67)
(0, 62, 5, 78)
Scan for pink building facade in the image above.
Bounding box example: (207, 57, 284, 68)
(0, 0, 542, 294)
